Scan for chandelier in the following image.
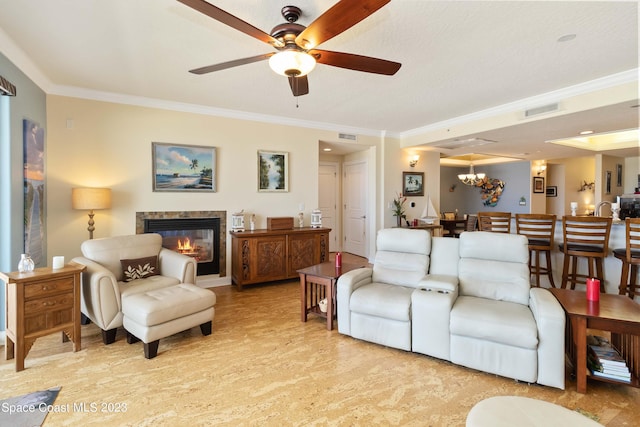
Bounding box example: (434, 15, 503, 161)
(458, 164, 486, 186)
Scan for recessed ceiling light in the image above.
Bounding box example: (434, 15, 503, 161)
(557, 34, 576, 42)
(580, 130, 594, 135)
(323, 148, 332, 152)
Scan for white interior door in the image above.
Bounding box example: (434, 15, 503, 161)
(318, 162, 339, 252)
(343, 160, 368, 257)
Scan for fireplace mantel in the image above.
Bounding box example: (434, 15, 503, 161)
(136, 211, 226, 278)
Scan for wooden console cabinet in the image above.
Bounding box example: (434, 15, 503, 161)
(1, 262, 85, 371)
(230, 227, 331, 290)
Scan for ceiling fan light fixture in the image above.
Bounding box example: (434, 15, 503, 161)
(269, 50, 316, 77)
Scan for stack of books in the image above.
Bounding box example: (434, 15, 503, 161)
(587, 335, 631, 383)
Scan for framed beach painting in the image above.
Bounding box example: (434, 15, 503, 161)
(402, 171, 424, 196)
(152, 142, 216, 192)
(258, 150, 288, 192)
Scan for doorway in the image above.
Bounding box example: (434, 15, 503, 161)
(343, 160, 368, 257)
(318, 162, 339, 252)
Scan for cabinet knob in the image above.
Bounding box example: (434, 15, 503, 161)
(43, 301, 55, 307)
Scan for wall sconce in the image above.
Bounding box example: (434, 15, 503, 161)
(536, 164, 547, 175)
(409, 155, 420, 168)
(72, 187, 112, 239)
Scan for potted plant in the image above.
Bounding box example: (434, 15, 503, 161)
(392, 192, 407, 227)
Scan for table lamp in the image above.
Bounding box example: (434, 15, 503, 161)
(72, 187, 112, 239)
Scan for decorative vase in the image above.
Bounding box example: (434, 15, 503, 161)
(18, 253, 35, 273)
(396, 216, 402, 227)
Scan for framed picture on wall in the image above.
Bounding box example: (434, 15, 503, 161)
(258, 150, 289, 192)
(546, 186, 557, 197)
(616, 164, 622, 187)
(606, 171, 612, 194)
(152, 142, 216, 192)
(533, 176, 545, 193)
(402, 172, 424, 196)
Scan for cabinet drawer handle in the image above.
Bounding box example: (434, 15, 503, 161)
(42, 286, 49, 291)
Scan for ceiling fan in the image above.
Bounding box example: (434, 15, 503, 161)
(177, 0, 401, 97)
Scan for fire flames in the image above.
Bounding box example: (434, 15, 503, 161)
(176, 238, 200, 260)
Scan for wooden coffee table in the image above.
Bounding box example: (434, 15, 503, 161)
(298, 262, 364, 330)
(549, 288, 640, 393)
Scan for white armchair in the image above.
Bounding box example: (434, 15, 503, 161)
(72, 233, 197, 344)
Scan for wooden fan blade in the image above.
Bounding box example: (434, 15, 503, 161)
(310, 49, 401, 75)
(295, 0, 390, 50)
(189, 53, 274, 74)
(288, 75, 309, 97)
(177, 0, 283, 47)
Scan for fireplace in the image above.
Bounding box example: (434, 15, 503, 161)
(136, 211, 226, 277)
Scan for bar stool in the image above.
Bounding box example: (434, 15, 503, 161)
(478, 212, 511, 233)
(613, 218, 640, 299)
(516, 214, 557, 287)
(559, 215, 612, 292)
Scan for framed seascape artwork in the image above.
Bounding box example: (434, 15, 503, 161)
(402, 172, 424, 196)
(533, 176, 545, 193)
(258, 150, 288, 192)
(23, 118, 46, 266)
(152, 142, 216, 192)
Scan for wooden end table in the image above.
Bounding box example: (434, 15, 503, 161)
(298, 262, 364, 330)
(549, 288, 640, 393)
(1, 262, 85, 371)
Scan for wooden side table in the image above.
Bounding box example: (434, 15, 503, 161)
(549, 288, 640, 393)
(1, 262, 85, 371)
(298, 262, 364, 330)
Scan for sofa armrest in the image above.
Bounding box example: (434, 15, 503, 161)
(337, 267, 373, 336)
(158, 248, 197, 284)
(529, 288, 566, 390)
(72, 256, 122, 331)
(419, 274, 458, 294)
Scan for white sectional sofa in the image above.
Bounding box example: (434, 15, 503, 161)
(337, 228, 566, 389)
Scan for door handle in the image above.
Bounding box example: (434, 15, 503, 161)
(361, 215, 366, 219)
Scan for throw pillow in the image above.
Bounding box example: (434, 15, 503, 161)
(121, 256, 159, 282)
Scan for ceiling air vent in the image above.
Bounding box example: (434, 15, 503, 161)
(524, 103, 559, 117)
(338, 133, 357, 141)
(431, 137, 497, 150)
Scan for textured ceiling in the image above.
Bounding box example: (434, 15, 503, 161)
(0, 0, 638, 161)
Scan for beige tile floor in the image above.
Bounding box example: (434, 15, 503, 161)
(1, 254, 638, 426)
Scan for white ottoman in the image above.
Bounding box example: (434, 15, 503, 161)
(122, 283, 216, 359)
(466, 396, 603, 427)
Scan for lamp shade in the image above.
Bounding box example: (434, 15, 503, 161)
(72, 187, 112, 210)
(269, 50, 316, 77)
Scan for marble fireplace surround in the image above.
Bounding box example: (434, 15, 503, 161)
(135, 211, 226, 279)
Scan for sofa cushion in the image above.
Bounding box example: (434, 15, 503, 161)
(350, 282, 414, 321)
(371, 228, 431, 288)
(121, 255, 159, 282)
(119, 275, 181, 298)
(450, 296, 538, 349)
(458, 232, 531, 305)
(458, 259, 531, 305)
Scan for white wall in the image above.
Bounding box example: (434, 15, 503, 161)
(45, 95, 381, 284)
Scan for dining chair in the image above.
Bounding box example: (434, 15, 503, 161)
(515, 213, 557, 287)
(477, 212, 512, 233)
(454, 214, 477, 238)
